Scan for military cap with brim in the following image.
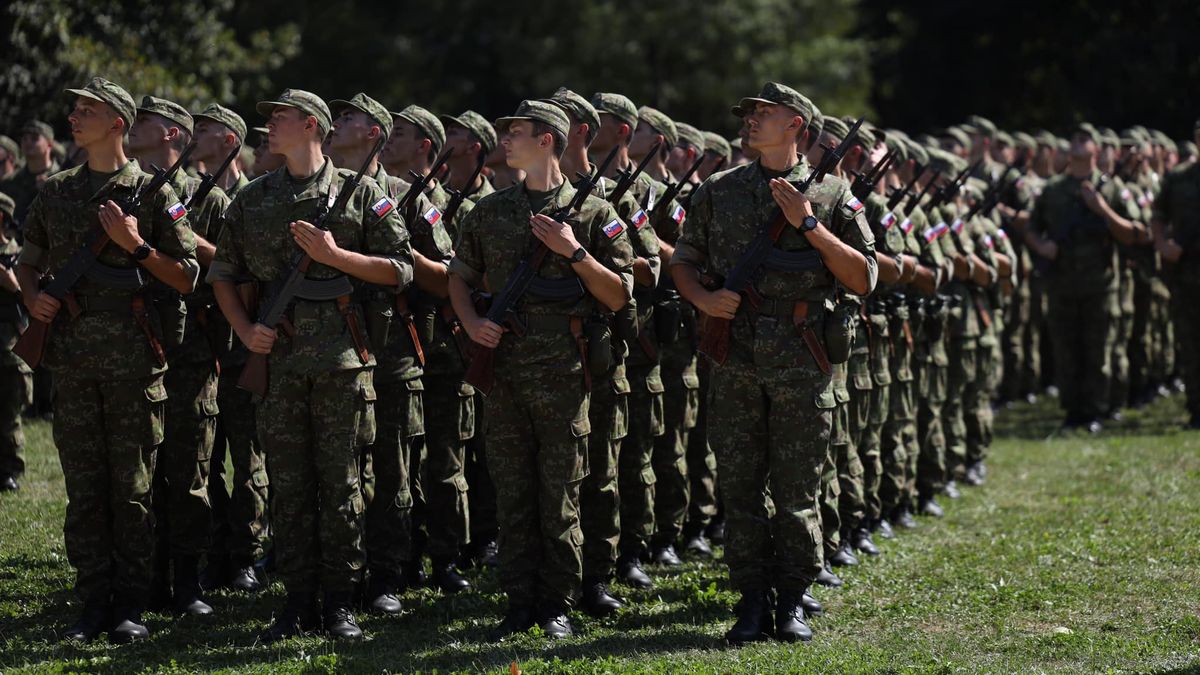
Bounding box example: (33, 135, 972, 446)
(439, 111, 498, 154)
(822, 116, 850, 141)
(256, 89, 333, 136)
(193, 103, 247, 142)
(1183, 140, 1198, 157)
(137, 96, 194, 136)
(330, 92, 393, 138)
(701, 131, 731, 162)
(940, 126, 971, 149)
(393, 105, 446, 152)
(590, 92, 639, 130)
(0, 135, 19, 161)
(20, 120, 55, 141)
(732, 82, 814, 125)
(675, 123, 706, 152)
(905, 139, 929, 167)
(0, 192, 15, 220)
(808, 104, 825, 138)
(638, 106, 678, 148)
(495, 100, 571, 139)
(844, 117, 876, 149)
(1099, 127, 1120, 148)
(65, 77, 136, 130)
(1070, 122, 1101, 144)
(964, 115, 998, 139)
(885, 135, 909, 163)
(1034, 129, 1058, 148)
(1012, 131, 1037, 151)
(549, 88, 601, 135)
(251, 126, 269, 137)
(994, 130, 1014, 147)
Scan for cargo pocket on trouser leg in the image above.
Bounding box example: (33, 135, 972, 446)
(355, 374, 378, 448)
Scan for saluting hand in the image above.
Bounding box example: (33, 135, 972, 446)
(290, 220, 342, 266)
(98, 200, 143, 253)
(769, 178, 816, 230)
(530, 214, 582, 258)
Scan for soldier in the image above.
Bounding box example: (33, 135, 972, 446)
(441, 111, 499, 202)
(127, 95, 231, 617)
(448, 100, 634, 639)
(0, 192, 30, 493)
(1, 120, 62, 223)
(671, 83, 876, 644)
(0, 136, 21, 182)
(251, 126, 285, 177)
(189, 104, 267, 595)
(17, 77, 200, 643)
(208, 88, 413, 641)
(1152, 118, 1200, 428)
(384, 105, 450, 209)
(1024, 123, 1142, 432)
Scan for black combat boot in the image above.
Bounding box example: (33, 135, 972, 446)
(172, 556, 214, 616)
(62, 601, 110, 643)
(918, 495, 944, 518)
(616, 556, 653, 589)
(536, 602, 574, 639)
(801, 590, 823, 617)
(774, 590, 813, 643)
(872, 517, 895, 540)
(681, 524, 713, 558)
(364, 570, 402, 615)
(108, 605, 150, 644)
(228, 558, 262, 593)
(829, 538, 859, 567)
(430, 558, 471, 594)
(651, 544, 683, 567)
(814, 563, 843, 588)
(893, 505, 919, 529)
(851, 527, 880, 557)
(580, 577, 624, 617)
(323, 591, 363, 640)
(725, 589, 772, 645)
(260, 592, 320, 643)
(490, 603, 535, 640)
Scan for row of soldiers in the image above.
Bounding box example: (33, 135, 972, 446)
(2, 74, 1198, 648)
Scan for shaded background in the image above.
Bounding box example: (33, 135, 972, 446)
(3, 0, 1198, 141)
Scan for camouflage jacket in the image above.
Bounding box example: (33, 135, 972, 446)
(0, 159, 61, 223)
(1154, 160, 1200, 284)
(0, 230, 28, 371)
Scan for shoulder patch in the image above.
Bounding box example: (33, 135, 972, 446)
(671, 204, 686, 225)
(166, 202, 187, 221)
(899, 217, 914, 234)
(846, 196, 864, 212)
(603, 218, 625, 239)
(983, 234, 994, 249)
(630, 209, 649, 229)
(924, 222, 949, 242)
(880, 212, 897, 229)
(371, 197, 395, 218)
(423, 205, 443, 225)
(950, 218, 964, 234)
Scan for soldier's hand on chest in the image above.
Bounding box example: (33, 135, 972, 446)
(289, 220, 342, 266)
(530, 213, 581, 258)
(769, 178, 816, 229)
(98, 199, 143, 253)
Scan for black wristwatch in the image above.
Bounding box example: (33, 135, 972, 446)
(133, 241, 153, 261)
(568, 246, 588, 263)
(800, 215, 819, 232)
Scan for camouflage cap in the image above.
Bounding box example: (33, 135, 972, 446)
(884, 134, 909, 163)
(590, 92, 639, 130)
(548, 87, 601, 135)
(256, 89, 332, 136)
(65, 76, 136, 130)
(940, 126, 971, 149)
(701, 131, 731, 162)
(1070, 122, 1101, 144)
(393, 105, 446, 152)
(994, 130, 1014, 147)
(638, 106, 678, 148)
(1161, 135, 1178, 154)
(439, 110, 498, 153)
(730, 137, 743, 150)
(20, 120, 54, 141)
(330, 92, 393, 138)
(1012, 131, 1037, 151)
(193, 103, 247, 142)
(734, 82, 814, 125)
(495, 100, 571, 139)
(1183, 140, 1198, 157)
(0, 192, 15, 220)
(1150, 129, 1172, 148)
(1034, 129, 1058, 148)
(844, 117, 876, 149)
(1057, 137, 1070, 153)
(822, 116, 850, 140)
(926, 147, 957, 174)
(1130, 125, 1151, 142)
(675, 123, 705, 151)
(0, 135, 19, 161)
(963, 176, 988, 201)
(963, 115, 998, 139)
(905, 139, 929, 167)
(137, 95, 194, 136)
(1099, 127, 1121, 148)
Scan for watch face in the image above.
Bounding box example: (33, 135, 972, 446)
(803, 216, 818, 231)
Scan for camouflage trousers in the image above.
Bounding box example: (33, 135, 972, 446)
(1047, 285, 1116, 421)
(1001, 274, 1032, 401)
(55, 371, 165, 604)
(652, 358, 699, 549)
(916, 352, 948, 497)
(581, 369, 627, 579)
(821, 399, 862, 557)
(466, 394, 497, 547)
(1129, 271, 1155, 401)
(684, 361, 718, 533)
(853, 379, 888, 524)
(967, 335, 999, 467)
(259, 367, 374, 594)
(415, 375, 472, 561)
(208, 373, 268, 566)
(0, 365, 31, 479)
(1170, 277, 1200, 418)
(944, 338, 977, 482)
(154, 361, 218, 558)
(709, 332, 830, 592)
(488, 368, 589, 608)
(1110, 269, 1136, 411)
(617, 364, 664, 560)
(361, 376, 423, 577)
(881, 378, 917, 516)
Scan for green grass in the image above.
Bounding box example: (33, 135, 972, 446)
(3, 394, 1200, 673)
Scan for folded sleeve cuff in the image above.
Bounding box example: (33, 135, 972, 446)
(205, 259, 243, 285)
(17, 241, 48, 271)
(448, 257, 483, 288)
(669, 241, 706, 269)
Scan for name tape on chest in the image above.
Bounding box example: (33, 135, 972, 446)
(603, 218, 625, 239)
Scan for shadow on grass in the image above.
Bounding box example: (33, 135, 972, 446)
(992, 392, 1190, 440)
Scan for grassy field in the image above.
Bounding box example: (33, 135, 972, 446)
(2, 394, 1200, 674)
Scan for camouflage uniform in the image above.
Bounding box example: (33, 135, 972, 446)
(0, 218, 31, 483)
(208, 157, 413, 595)
(450, 177, 634, 609)
(1153, 159, 1200, 421)
(21, 158, 198, 606)
(672, 158, 876, 592)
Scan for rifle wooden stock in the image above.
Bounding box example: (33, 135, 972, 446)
(237, 352, 269, 398)
(462, 343, 496, 395)
(12, 317, 50, 369)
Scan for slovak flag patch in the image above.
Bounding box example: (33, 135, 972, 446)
(899, 217, 914, 234)
(880, 212, 897, 229)
(166, 202, 187, 221)
(371, 197, 395, 218)
(983, 234, 994, 249)
(603, 218, 625, 239)
(671, 204, 686, 225)
(924, 222, 948, 242)
(950, 218, 964, 234)
(996, 228, 1009, 240)
(846, 196, 864, 212)
(423, 205, 443, 225)
(631, 209, 649, 229)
